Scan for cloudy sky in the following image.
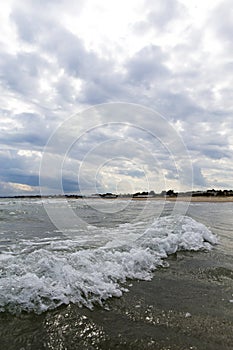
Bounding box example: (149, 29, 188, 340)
(0, 0, 232, 196)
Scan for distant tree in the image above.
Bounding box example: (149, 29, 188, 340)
(149, 190, 156, 196)
(141, 191, 148, 196)
(166, 189, 177, 197)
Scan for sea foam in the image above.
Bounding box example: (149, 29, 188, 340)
(0, 215, 217, 314)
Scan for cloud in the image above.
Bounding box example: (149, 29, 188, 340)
(192, 164, 207, 188)
(210, 0, 233, 49)
(134, 0, 186, 34)
(126, 45, 169, 88)
(0, 52, 44, 97)
(0, 112, 52, 150)
(0, 0, 232, 195)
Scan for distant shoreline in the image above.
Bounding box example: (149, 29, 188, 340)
(166, 196, 233, 202)
(129, 196, 233, 202)
(2, 195, 233, 203)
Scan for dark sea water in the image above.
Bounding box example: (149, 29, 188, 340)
(0, 198, 233, 349)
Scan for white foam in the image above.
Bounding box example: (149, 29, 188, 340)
(0, 215, 218, 314)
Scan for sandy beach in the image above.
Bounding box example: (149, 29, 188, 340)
(167, 196, 233, 203)
(1, 198, 233, 350)
(1, 249, 232, 350)
(129, 196, 233, 203)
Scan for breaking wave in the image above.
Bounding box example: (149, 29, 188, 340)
(0, 215, 217, 314)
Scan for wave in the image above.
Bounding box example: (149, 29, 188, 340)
(0, 215, 217, 314)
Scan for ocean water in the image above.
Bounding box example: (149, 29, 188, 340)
(0, 198, 233, 349)
(0, 198, 218, 314)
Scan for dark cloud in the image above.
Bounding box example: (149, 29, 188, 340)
(192, 164, 207, 188)
(80, 72, 127, 104)
(1, 174, 39, 187)
(62, 178, 79, 193)
(0, 52, 44, 97)
(126, 45, 169, 85)
(0, 149, 40, 194)
(181, 120, 232, 155)
(202, 148, 231, 160)
(0, 113, 51, 148)
(154, 90, 203, 120)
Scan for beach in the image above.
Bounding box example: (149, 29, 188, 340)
(130, 196, 233, 203)
(0, 198, 233, 349)
(1, 249, 232, 350)
(168, 196, 233, 203)
(1, 1, 232, 349)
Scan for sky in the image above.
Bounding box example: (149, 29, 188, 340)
(0, 0, 232, 196)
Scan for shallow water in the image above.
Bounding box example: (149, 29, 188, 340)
(0, 198, 233, 349)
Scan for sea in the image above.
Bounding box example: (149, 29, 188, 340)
(0, 198, 233, 350)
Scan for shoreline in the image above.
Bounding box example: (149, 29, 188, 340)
(2, 195, 233, 203)
(2, 250, 232, 350)
(1, 202, 233, 349)
(166, 195, 233, 202)
(111, 196, 233, 203)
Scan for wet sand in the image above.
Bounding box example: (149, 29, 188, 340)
(1, 249, 233, 350)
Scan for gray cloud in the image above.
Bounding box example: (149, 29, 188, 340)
(0, 112, 52, 149)
(0, 52, 43, 97)
(210, 0, 233, 49)
(146, 0, 185, 29)
(0, 149, 41, 195)
(126, 45, 169, 85)
(134, 0, 186, 34)
(192, 164, 207, 188)
(0, 0, 232, 194)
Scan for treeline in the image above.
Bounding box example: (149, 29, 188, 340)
(131, 189, 233, 198)
(191, 189, 233, 197)
(0, 194, 83, 199)
(2, 189, 233, 199)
